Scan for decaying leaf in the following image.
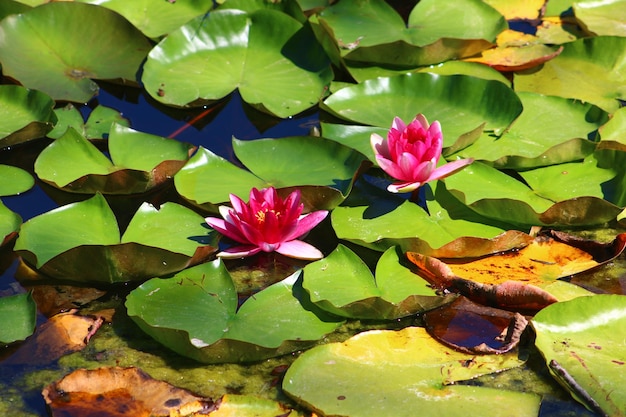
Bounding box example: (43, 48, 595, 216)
(407, 230, 626, 312)
(424, 296, 528, 354)
(42, 367, 214, 417)
(3, 310, 103, 366)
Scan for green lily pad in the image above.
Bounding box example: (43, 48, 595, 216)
(574, 0, 626, 36)
(35, 124, 195, 194)
(322, 73, 522, 147)
(283, 326, 540, 417)
(126, 261, 343, 363)
(599, 106, 626, 152)
(141, 8, 332, 118)
(0, 1, 31, 19)
(0, 2, 152, 102)
(445, 160, 622, 226)
(514, 36, 626, 113)
(317, 0, 505, 68)
(331, 178, 510, 254)
(174, 136, 366, 210)
(456, 92, 606, 168)
(76, 0, 215, 38)
(0, 85, 56, 147)
(0, 293, 37, 344)
(14, 193, 216, 283)
(0, 164, 34, 196)
(302, 245, 451, 319)
(48, 104, 130, 140)
(532, 295, 626, 416)
(0, 200, 22, 247)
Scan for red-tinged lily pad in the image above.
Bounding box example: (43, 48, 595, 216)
(0, 292, 36, 344)
(0, 85, 56, 147)
(126, 260, 343, 363)
(141, 8, 332, 118)
(0, 2, 152, 103)
(3, 310, 102, 366)
(42, 367, 213, 417)
(283, 327, 540, 417)
(302, 245, 453, 320)
(424, 296, 528, 354)
(174, 136, 367, 212)
(48, 104, 130, 140)
(407, 230, 626, 312)
(532, 295, 626, 416)
(35, 124, 195, 194)
(14, 194, 217, 283)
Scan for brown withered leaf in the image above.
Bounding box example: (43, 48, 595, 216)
(3, 310, 103, 366)
(424, 296, 528, 354)
(407, 231, 626, 312)
(42, 367, 214, 417)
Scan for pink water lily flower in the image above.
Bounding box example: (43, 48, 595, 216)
(371, 114, 474, 193)
(205, 187, 328, 260)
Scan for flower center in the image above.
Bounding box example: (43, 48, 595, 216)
(255, 209, 280, 224)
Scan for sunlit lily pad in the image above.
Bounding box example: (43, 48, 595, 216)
(0, 2, 152, 102)
(574, 0, 626, 36)
(0, 85, 56, 147)
(598, 106, 626, 152)
(0, 164, 34, 196)
(532, 295, 626, 416)
(14, 194, 217, 283)
(283, 326, 539, 417)
(302, 245, 451, 319)
(0, 292, 36, 344)
(0, 200, 22, 247)
(76, 0, 215, 38)
(455, 92, 606, 168)
(141, 8, 332, 118)
(316, 0, 505, 69)
(174, 136, 366, 211)
(444, 161, 622, 226)
(48, 104, 130, 140)
(322, 73, 522, 147)
(35, 124, 195, 194)
(483, 0, 544, 20)
(331, 177, 513, 254)
(407, 230, 625, 311)
(126, 260, 343, 363)
(515, 36, 626, 113)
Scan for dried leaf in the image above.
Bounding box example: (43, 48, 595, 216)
(42, 367, 213, 417)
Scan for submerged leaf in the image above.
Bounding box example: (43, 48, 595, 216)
(0, 292, 36, 344)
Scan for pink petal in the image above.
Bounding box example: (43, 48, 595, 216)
(391, 117, 406, 133)
(217, 245, 262, 259)
(425, 158, 474, 182)
(275, 240, 324, 260)
(376, 156, 405, 180)
(370, 133, 388, 158)
(387, 181, 422, 193)
(229, 193, 248, 215)
(284, 210, 328, 241)
(413, 114, 430, 130)
(205, 217, 247, 243)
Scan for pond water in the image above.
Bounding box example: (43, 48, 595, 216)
(0, 85, 621, 417)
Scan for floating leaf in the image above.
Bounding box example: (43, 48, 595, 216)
(0, 2, 152, 102)
(532, 295, 626, 416)
(126, 261, 343, 363)
(35, 124, 195, 194)
(302, 245, 450, 319)
(456, 92, 606, 169)
(48, 104, 130, 140)
(14, 194, 216, 283)
(598, 106, 626, 152)
(0, 165, 33, 196)
(574, 0, 626, 36)
(76, 0, 215, 38)
(174, 136, 365, 210)
(444, 161, 621, 226)
(283, 327, 539, 417)
(141, 8, 332, 118)
(322, 73, 522, 147)
(331, 178, 512, 254)
(407, 231, 625, 311)
(515, 36, 626, 113)
(0, 200, 21, 247)
(482, 0, 544, 20)
(0, 85, 56, 147)
(3, 309, 102, 365)
(0, 293, 36, 344)
(42, 367, 212, 417)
